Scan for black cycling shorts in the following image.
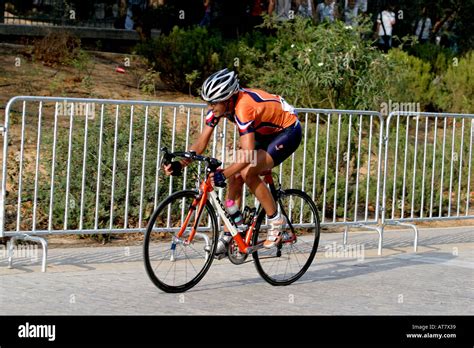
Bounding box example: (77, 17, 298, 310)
(255, 120, 302, 167)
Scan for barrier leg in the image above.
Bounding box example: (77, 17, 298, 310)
(378, 226, 383, 256)
(6, 234, 48, 272)
(354, 224, 384, 255)
(7, 236, 17, 269)
(343, 226, 348, 246)
(24, 235, 48, 272)
(393, 222, 418, 253)
(383, 221, 419, 253)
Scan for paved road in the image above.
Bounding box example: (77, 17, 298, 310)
(0, 227, 473, 315)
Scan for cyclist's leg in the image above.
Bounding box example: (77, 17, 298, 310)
(240, 149, 288, 247)
(264, 120, 302, 168)
(240, 121, 302, 215)
(239, 149, 277, 216)
(226, 173, 244, 208)
(245, 122, 303, 247)
(216, 173, 245, 256)
(221, 174, 244, 233)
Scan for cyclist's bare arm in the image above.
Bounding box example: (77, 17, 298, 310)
(187, 124, 215, 156)
(163, 124, 214, 175)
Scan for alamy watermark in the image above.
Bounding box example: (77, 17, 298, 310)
(380, 100, 421, 117)
(57, 101, 96, 120)
(18, 322, 55, 341)
(324, 242, 365, 262)
(0, 244, 39, 262)
(215, 147, 258, 167)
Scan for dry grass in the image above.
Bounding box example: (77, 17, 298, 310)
(32, 31, 81, 67)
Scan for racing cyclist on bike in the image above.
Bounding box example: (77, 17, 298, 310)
(163, 68, 302, 255)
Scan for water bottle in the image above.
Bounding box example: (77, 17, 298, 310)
(226, 199, 243, 227)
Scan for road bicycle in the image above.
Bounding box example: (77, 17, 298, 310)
(143, 147, 321, 293)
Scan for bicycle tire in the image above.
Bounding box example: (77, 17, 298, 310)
(252, 189, 320, 286)
(143, 190, 218, 293)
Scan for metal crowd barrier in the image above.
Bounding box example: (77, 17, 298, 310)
(283, 109, 385, 256)
(1, 96, 473, 271)
(382, 111, 474, 252)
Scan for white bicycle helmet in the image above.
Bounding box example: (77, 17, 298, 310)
(201, 68, 239, 103)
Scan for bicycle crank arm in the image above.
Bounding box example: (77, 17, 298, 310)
(245, 243, 265, 254)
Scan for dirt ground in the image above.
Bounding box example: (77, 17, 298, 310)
(0, 43, 199, 109)
(0, 43, 202, 248)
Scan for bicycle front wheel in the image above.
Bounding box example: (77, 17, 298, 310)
(144, 190, 218, 293)
(252, 189, 320, 286)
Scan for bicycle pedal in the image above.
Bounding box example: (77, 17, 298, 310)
(282, 232, 296, 242)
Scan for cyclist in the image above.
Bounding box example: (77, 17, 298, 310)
(164, 68, 302, 254)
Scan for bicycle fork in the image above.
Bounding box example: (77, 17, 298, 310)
(169, 195, 211, 262)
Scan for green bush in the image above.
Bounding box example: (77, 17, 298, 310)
(433, 51, 474, 114)
(237, 16, 394, 110)
(384, 48, 434, 110)
(137, 18, 464, 116)
(407, 43, 456, 75)
(136, 26, 230, 93)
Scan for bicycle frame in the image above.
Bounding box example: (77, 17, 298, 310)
(146, 148, 318, 292)
(175, 172, 280, 255)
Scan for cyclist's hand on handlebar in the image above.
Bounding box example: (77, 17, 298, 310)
(163, 161, 182, 176)
(163, 163, 173, 176)
(210, 169, 226, 188)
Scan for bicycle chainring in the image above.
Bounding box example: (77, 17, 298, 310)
(227, 238, 248, 265)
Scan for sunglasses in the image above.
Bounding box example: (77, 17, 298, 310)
(207, 100, 230, 106)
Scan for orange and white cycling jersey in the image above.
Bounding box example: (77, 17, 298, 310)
(206, 88, 298, 137)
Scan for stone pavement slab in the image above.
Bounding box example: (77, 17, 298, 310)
(0, 227, 472, 315)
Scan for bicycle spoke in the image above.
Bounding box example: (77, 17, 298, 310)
(187, 243, 207, 260)
(253, 189, 320, 285)
(161, 246, 183, 282)
(152, 238, 180, 273)
(144, 190, 217, 292)
(183, 246, 200, 275)
(287, 245, 303, 269)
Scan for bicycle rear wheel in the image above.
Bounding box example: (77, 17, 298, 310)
(252, 189, 320, 285)
(144, 190, 218, 293)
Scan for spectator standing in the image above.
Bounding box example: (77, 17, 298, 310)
(269, 0, 292, 21)
(124, 7, 134, 29)
(434, 9, 458, 52)
(245, 0, 270, 31)
(414, 6, 432, 44)
(357, 0, 367, 13)
(315, 0, 339, 24)
(376, 4, 396, 52)
(122, 0, 146, 30)
(295, 0, 315, 20)
(199, 0, 212, 27)
(343, 0, 358, 26)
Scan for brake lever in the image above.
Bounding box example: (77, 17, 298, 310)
(160, 147, 174, 166)
(159, 153, 169, 167)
